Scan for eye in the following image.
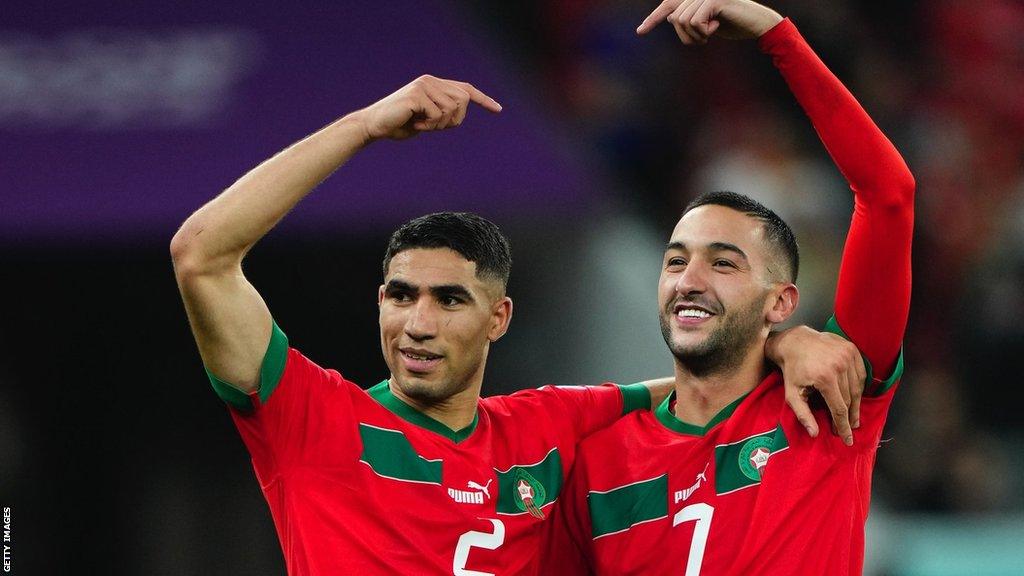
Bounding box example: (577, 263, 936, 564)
(440, 295, 464, 307)
(713, 259, 737, 269)
(390, 291, 413, 303)
(666, 256, 687, 269)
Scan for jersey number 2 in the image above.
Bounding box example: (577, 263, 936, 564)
(672, 503, 714, 576)
(453, 518, 505, 576)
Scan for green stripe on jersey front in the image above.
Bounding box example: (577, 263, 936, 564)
(495, 448, 563, 515)
(357, 423, 442, 485)
(714, 425, 788, 495)
(588, 475, 668, 539)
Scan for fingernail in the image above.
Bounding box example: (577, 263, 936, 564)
(845, 435, 854, 446)
(806, 426, 816, 437)
(853, 420, 861, 429)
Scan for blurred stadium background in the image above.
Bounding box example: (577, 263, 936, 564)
(2, 0, 1022, 573)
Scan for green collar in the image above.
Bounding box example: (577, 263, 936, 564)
(655, 390, 749, 436)
(368, 380, 479, 443)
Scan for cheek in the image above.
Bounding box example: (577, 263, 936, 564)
(379, 308, 405, 336)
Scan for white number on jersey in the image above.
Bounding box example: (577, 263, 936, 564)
(453, 518, 505, 576)
(672, 503, 714, 576)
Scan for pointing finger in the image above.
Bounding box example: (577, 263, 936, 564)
(453, 81, 502, 113)
(638, 0, 680, 34)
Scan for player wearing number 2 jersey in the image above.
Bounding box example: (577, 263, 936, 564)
(544, 2, 914, 575)
(172, 60, 870, 574)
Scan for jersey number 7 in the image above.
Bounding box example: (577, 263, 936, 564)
(673, 503, 714, 575)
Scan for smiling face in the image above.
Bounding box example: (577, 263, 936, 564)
(379, 247, 512, 405)
(659, 204, 798, 376)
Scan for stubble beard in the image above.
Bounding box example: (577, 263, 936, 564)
(393, 373, 464, 406)
(660, 295, 767, 378)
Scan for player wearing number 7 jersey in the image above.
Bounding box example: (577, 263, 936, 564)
(171, 70, 869, 574)
(543, 1, 914, 574)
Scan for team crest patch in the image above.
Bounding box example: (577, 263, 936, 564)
(714, 425, 789, 495)
(513, 468, 547, 519)
(738, 436, 774, 481)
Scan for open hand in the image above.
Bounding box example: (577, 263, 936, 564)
(768, 326, 867, 446)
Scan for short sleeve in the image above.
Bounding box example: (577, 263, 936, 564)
(206, 324, 360, 483)
(541, 383, 650, 443)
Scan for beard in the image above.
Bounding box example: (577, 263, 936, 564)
(392, 373, 466, 405)
(660, 293, 767, 377)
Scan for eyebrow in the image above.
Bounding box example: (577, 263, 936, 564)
(665, 241, 749, 262)
(384, 279, 476, 303)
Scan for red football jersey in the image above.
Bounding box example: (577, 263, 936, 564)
(208, 324, 650, 576)
(542, 17, 914, 576)
(545, 348, 901, 575)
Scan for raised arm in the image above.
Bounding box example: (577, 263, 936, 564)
(756, 19, 914, 386)
(170, 76, 501, 391)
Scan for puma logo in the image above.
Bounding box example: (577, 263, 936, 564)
(448, 479, 493, 505)
(467, 479, 492, 499)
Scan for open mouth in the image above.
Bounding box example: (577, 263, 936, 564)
(400, 348, 444, 373)
(672, 303, 716, 324)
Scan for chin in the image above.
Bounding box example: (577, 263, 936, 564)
(397, 375, 456, 403)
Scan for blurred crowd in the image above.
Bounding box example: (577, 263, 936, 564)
(478, 0, 1024, 513)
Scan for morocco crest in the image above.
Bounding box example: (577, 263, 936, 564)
(513, 468, 547, 519)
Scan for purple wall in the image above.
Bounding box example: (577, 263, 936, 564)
(1, 0, 594, 245)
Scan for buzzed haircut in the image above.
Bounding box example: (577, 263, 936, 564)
(383, 212, 512, 288)
(683, 191, 800, 282)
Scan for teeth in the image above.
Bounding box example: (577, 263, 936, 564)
(405, 352, 438, 361)
(678, 309, 711, 319)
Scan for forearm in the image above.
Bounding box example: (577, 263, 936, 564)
(759, 20, 914, 204)
(761, 19, 913, 376)
(171, 112, 371, 272)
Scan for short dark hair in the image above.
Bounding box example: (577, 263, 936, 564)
(683, 191, 799, 282)
(383, 212, 512, 288)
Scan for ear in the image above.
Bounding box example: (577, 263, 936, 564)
(766, 283, 799, 325)
(488, 296, 513, 342)
(377, 284, 386, 307)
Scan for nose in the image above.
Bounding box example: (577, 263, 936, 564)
(404, 299, 438, 341)
(674, 261, 707, 297)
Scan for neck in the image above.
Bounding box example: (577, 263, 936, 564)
(388, 378, 482, 432)
(672, 341, 769, 427)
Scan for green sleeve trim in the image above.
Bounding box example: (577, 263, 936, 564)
(618, 383, 651, 415)
(206, 321, 289, 411)
(823, 314, 904, 397)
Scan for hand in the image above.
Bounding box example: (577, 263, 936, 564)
(766, 326, 866, 446)
(637, 0, 783, 45)
(355, 75, 502, 141)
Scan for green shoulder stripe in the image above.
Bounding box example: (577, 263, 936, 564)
(206, 321, 289, 411)
(823, 314, 904, 396)
(588, 474, 668, 539)
(619, 383, 652, 415)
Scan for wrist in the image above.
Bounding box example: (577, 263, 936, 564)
(338, 109, 376, 146)
(755, 11, 784, 38)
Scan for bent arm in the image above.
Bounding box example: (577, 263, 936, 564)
(171, 76, 502, 392)
(760, 20, 914, 381)
(171, 114, 372, 391)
